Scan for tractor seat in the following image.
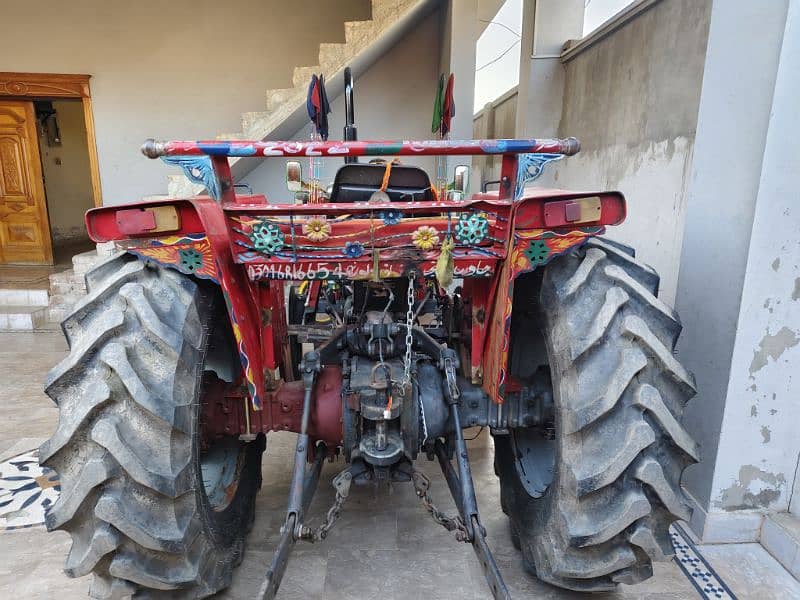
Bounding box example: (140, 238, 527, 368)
(330, 163, 434, 203)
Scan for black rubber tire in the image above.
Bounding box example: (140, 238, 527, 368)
(495, 237, 699, 591)
(41, 253, 265, 599)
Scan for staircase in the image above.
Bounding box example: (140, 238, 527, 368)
(167, 0, 435, 198)
(0, 288, 49, 331)
(42, 0, 437, 319)
(47, 243, 115, 323)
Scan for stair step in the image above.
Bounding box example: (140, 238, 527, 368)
(72, 250, 98, 266)
(48, 306, 72, 324)
(72, 251, 102, 275)
(762, 513, 800, 580)
(0, 305, 48, 331)
(49, 270, 84, 287)
(371, 0, 415, 23)
(344, 19, 377, 44)
(216, 132, 248, 141)
(96, 242, 117, 258)
(164, 0, 428, 196)
(49, 278, 86, 295)
(292, 65, 322, 88)
(241, 111, 273, 137)
(266, 88, 297, 112)
(0, 288, 49, 307)
(48, 292, 84, 307)
(318, 42, 353, 73)
(167, 174, 204, 199)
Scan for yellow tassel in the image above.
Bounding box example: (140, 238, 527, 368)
(436, 235, 455, 288)
(372, 247, 381, 281)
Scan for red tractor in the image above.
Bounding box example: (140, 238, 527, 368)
(42, 79, 697, 599)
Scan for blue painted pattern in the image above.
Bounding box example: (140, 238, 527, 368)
(514, 153, 564, 200)
(160, 155, 222, 201)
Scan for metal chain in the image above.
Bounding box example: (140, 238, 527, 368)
(402, 271, 415, 390)
(411, 469, 469, 542)
(304, 470, 353, 542)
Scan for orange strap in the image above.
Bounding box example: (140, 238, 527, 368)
(379, 159, 400, 192)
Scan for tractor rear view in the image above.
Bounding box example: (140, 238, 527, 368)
(41, 71, 697, 599)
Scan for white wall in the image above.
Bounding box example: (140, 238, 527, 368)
(675, 0, 790, 525)
(675, 0, 797, 542)
(0, 0, 370, 205)
(548, 0, 711, 307)
(241, 9, 443, 198)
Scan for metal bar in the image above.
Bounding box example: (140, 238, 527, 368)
(434, 441, 466, 521)
(260, 353, 322, 599)
(259, 443, 325, 600)
(434, 441, 511, 599)
(471, 519, 512, 600)
(450, 402, 480, 531)
(260, 513, 296, 600)
(498, 154, 519, 200)
(209, 155, 237, 204)
(141, 137, 581, 159)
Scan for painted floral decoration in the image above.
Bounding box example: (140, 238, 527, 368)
(302, 216, 331, 242)
(523, 240, 550, 265)
(378, 209, 403, 225)
(178, 248, 204, 273)
(455, 213, 489, 245)
(412, 225, 440, 250)
(251, 221, 285, 254)
(343, 241, 365, 258)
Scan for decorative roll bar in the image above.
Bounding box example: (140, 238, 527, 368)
(141, 137, 580, 159)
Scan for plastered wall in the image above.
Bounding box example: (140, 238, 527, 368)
(0, 0, 370, 205)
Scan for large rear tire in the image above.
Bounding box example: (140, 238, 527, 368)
(41, 253, 265, 598)
(495, 237, 699, 591)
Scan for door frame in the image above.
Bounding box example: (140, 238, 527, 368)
(0, 72, 102, 208)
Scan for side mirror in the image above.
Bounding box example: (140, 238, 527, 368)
(450, 165, 470, 200)
(286, 161, 302, 192)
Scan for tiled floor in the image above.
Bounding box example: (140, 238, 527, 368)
(2, 330, 800, 599)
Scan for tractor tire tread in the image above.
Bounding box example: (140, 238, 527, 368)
(42, 254, 256, 598)
(497, 237, 697, 591)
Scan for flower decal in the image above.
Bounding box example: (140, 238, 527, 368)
(455, 213, 489, 245)
(251, 221, 285, 254)
(523, 240, 550, 265)
(378, 209, 403, 225)
(302, 216, 331, 242)
(412, 225, 440, 250)
(178, 248, 204, 273)
(343, 241, 365, 258)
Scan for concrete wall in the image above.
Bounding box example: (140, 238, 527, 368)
(675, 0, 793, 538)
(0, 0, 370, 205)
(241, 9, 442, 198)
(39, 100, 94, 245)
(548, 0, 711, 307)
(515, 0, 583, 138)
(473, 86, 518, 185)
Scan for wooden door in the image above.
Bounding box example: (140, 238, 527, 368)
(0, 101, 53, 264)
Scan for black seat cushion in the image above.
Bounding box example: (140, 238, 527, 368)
(330, 163, 433, 203)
